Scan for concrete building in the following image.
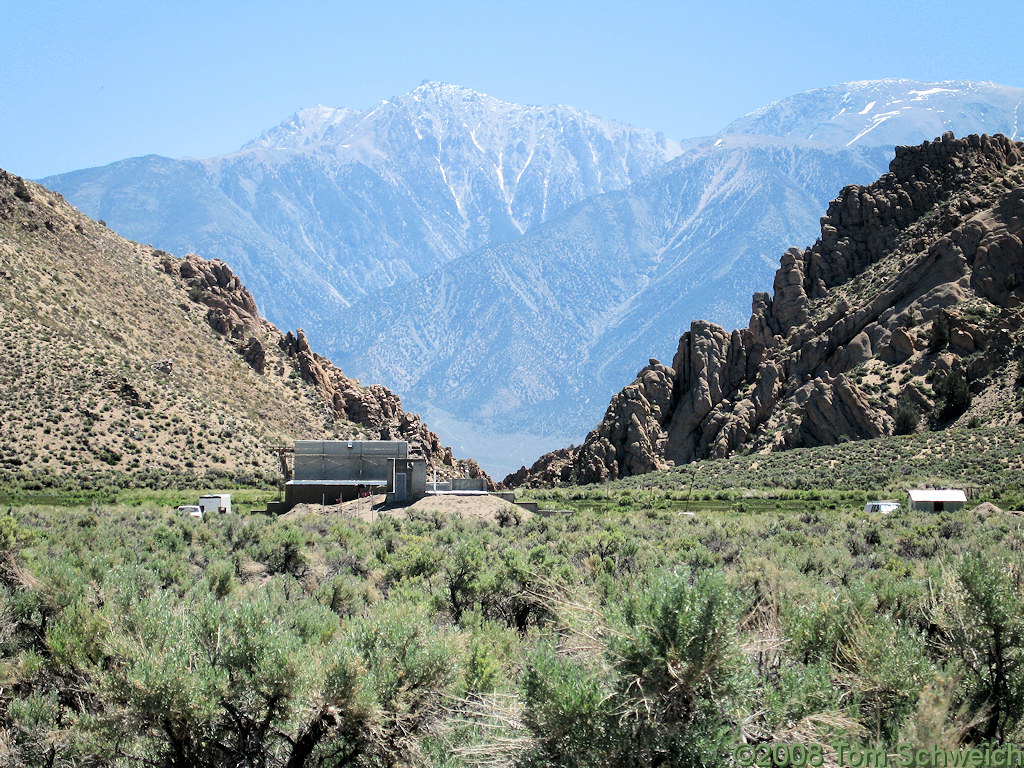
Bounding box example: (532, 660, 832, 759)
(280, 440, 426, 511)
(907, 489, 967, 513)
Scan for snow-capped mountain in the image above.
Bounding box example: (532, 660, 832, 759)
(240, 82, 683, 237)
(41, 79, 1024, 475)
(724, 79, 1023, 147)
(323, 80, 1024, 473)
(43, 81, 681, 334)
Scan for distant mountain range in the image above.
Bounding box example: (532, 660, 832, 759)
(41, 79, 1024, 476)
(43, 82, 678, 330)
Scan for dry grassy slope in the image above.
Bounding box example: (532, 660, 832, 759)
(608, 425, 1024, 496)
(0, 170, 473, 488)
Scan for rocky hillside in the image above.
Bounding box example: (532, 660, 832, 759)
(0, 170, 485, 489)
(506, 133, 1024, 487)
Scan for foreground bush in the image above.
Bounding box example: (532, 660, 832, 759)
(1, 498, 1023, 766)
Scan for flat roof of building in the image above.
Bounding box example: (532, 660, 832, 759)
(294, 440, 409, 457)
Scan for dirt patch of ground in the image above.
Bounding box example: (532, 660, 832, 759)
(283, 495, 388, 522)
(283, 493, 530, 525)
(970, 501, 1003, 515)
(406, 493, 530, 524)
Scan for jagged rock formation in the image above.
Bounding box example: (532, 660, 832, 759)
(0, 168, 486, 485)
(506, 133, 1024, 487)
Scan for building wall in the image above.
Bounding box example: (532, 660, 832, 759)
(294, 440, 408, 482)
(909, 500, 965, 513)
(280, 441, 426, 512)
(388, 457, 427, 502)
(285, 482, 379, 507)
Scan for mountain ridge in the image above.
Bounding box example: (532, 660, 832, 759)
(505, 132, 1024, 487)
(723, 79, 1024, 146)
(38, 79, 1024, 476)
(0, 169, 488, 489)
(42, 83, 679, 329)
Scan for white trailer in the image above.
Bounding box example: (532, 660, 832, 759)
(198, 494, 232, 515)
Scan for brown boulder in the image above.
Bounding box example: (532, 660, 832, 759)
(887, 327, 917, 361)
(949, 327, 976, 355)
(241, 337, 266, 374)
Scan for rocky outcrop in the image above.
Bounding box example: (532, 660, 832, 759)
(240, 337, 266, 374)
(503, 448, 575, 489)
(160, 255, 482, 483)
(507, 133, 1024, 487)
(161, 254, 264, 340)
(160, 253, 273, 377)
(768, 132, 1021, 339)
(569, 360, 675, 484)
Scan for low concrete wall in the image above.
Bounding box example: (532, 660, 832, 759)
(285, 482, 380, 508)
(452, 477, 488, 491)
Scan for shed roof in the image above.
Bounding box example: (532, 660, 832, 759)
(908, 489, 967, 503)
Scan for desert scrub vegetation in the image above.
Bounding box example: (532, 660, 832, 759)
(575, 425, 1024, 500)
(0, 491, 1023, 766)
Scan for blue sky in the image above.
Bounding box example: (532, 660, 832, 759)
(3, 0, 1022, 179)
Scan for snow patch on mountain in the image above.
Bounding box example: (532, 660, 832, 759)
(724, 79, 1024, 147)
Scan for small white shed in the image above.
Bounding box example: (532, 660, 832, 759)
(907, 489, 966, 513)
(199, 494, 232, 515)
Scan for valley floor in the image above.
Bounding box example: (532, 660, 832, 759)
(3, 432, 1024, 766)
